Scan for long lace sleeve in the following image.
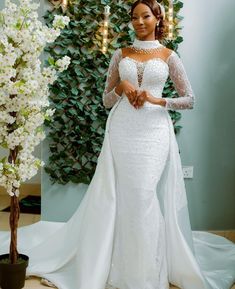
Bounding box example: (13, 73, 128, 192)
(165, 51, 195, 110)
(102, 48, 122, 109)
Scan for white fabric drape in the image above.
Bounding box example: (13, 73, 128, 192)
(0, 97, 234, 289)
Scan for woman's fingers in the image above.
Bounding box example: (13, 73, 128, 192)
(135, 91, 146, 108)
(132, 91, 139, 105)
(124, 85, 148, 109)
(127, 90, 137, 104)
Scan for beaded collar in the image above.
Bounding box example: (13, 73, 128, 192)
(129, 38, 163, 54)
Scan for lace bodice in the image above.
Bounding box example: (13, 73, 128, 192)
(102, 40, 195, 110)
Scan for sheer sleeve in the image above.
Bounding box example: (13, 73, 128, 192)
(165, 50, 195, 110)
(102, 48, 123, 109)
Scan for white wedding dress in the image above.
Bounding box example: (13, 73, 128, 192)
(0, 38, 234, 289)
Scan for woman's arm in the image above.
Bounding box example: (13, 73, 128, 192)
(102, 49, 123, 109)
(164, 50, 195, 110)
(133, 49, 195, 110)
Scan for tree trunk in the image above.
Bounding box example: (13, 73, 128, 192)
(8, 147, 20, 264)
(9, 194, 20, 264)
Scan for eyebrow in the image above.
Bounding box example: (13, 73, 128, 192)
(132, 11, 151, 16)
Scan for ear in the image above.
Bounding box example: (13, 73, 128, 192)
(156, 20, 160, 27)
(155, 15, 160, 25)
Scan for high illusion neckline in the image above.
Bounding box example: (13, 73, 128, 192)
(132, 38, 162, 49)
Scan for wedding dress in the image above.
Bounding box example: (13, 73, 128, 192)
(0, 38, 234, 289)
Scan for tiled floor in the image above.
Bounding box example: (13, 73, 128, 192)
(0, 211, 41, 230)
(23, 276, 181, 289)
(0, 195, 234, 289)
(0, 194, 41, 230)
(22, 275, 235, 289)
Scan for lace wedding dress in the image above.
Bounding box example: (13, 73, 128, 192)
(0, 38, 234, 289)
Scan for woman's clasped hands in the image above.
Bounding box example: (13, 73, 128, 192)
(120, 80, 158, 109)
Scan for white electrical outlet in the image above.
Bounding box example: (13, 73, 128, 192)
(182, 166, 194, 179)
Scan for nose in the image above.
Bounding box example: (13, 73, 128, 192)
(137, 17, 144, 25)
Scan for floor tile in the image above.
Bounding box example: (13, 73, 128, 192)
(23, 276, 180, 289)
(208, 230, 235, 243)
(22, 278, 235, 289)
(224, 231, 235, 243)
(0, 212, 40, 231)
(24, 276, 54, 288)
(0, 195, 10, 211)
(0, 195, 26, 211)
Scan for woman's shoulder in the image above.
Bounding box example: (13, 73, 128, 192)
(160, 46, 179, 64)
(109, 48, 123, 61)
(109, 47, 129, 63)
(120, 46, 131, 51)
(161, 46, 175, 58)
(111, 47, 133, 59)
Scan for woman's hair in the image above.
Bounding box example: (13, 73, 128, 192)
(130, 0, 168, 40)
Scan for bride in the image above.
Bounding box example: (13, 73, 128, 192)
(0, 0, 235, 289)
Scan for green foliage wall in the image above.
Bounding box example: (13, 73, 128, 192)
(43, 0, 184, 185)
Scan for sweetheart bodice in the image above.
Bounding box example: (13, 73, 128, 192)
(102, 48, 195, 111)
(119, 57, 169, 99)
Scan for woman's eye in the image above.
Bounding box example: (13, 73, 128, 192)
(131, 15, 150, 20)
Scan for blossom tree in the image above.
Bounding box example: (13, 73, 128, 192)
(0, 0, 71, 264)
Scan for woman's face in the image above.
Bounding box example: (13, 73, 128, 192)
(131, 3, 158, 40)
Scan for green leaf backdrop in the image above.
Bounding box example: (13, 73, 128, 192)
(43, 0, 184, 185)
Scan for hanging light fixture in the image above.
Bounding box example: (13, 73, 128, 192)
(61, 0, 69, 12)
(168, 0, 174, 40)
(102, 5, 110, 54)
(48, 0, 69, 12)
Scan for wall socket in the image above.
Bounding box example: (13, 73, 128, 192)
(182, 166, 194, 179)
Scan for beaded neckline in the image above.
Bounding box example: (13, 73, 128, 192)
(132, 38, 162, 49)
(129, 38, 163, 54)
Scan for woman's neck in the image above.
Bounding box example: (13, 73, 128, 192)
(132, 38, 162, 49)
(137, 36, 156, 41)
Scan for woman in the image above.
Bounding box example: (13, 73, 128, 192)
(102, 1, 235, 289)
(103, 0, 195, 288)
(0, 1, 234, 289)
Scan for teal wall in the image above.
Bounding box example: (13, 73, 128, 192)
(40, 0, 89, 221)
(176, 0, 235, 230)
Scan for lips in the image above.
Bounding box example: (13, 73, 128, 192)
(136, 27, 146, 31)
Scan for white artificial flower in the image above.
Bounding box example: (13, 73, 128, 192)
(0, 0, 71, 197)
(55, 55, 71, 72)
(52, 15, 70, 29)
